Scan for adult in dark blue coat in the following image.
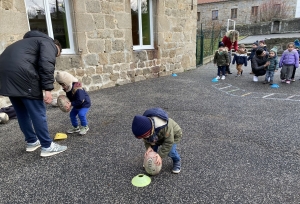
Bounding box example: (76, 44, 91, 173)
(0, 30, 67, 157)
(251, 48, 270, 82)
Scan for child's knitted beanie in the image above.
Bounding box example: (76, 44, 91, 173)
(270, 46, 278, 55)
(218, 41, 225, 48)
(55, 71, 78, 92)
(259, 40, 265, 44)
(253, 41, 258, 46)
(132, 115, 152, 139)
(294, 39, 300, 48)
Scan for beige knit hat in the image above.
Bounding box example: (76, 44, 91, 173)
(55, 71, 78, 92)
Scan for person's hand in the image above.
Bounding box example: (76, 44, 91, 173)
(154, 154, 162, 165)
(144, 147, 153, 157)
(265, 61, 270, 66)
(44, 91, 52, 104)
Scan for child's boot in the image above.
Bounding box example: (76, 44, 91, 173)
(172, 160, 181, 174)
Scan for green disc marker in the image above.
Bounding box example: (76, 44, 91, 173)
(131, 174, 151, 187)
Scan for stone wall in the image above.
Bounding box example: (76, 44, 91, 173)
(231, 19, 300, 36)
(197, 0, 297, 30)
(0, 0, 197, 108)
(265, 38, 298, 55)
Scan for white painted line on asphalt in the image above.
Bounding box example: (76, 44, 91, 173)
(227, 89, 240, 93)
(287, 95, 295, 99)
(212, 82, 300, 102)
(241, 92, 252, 97)
(219, 85, 232, 90)
(262, 94, 274, 98)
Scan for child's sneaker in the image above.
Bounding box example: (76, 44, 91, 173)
(281, 79, 286, 83)
(172, 160, 181, 174)
(262, 80, 268, 84)
(40, 142, 67, 157)
(286, 80, 290, 84)
(253, 76, 258, 82)
(216, 76, 220, 80)
(291, 78, 295, 82)
(235, 74, 241, 77)
(221, 75, 225, 80)
(26, 140, 41, 152)
(269, 80, 273, 85)
(79, 126, 89, 135)
(67, 126, 80, 134)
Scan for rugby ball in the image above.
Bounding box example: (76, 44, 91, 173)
(0, 112, 9, 124)
(57, 95, 71, 112)
(143, 151, 162, 176)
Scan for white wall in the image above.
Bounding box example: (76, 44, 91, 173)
(295, 0, 300, 17)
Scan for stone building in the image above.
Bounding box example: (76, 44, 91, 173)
(197, 0, 300, 29)
(0, 0, 197, 108)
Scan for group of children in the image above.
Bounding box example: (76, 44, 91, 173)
(213, 39, 300, 85)
(55, 71, 182, 174)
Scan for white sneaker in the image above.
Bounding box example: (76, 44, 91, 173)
(216, 76, 220, 80)
(253, 76, 258, 82)
(40, 142, 67, 157)
(26, 140, 41, 152)
(221, 75, 225, 80)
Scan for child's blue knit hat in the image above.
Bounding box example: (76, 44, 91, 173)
(132, 115, 152, 139)
(294, 39, 300, 48)
(218, 41, 225, 48)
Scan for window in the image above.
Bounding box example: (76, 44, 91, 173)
(131, 0, 154, 50)
(274, 4, 281, 14)
(231, 8, 237, 19)
(212, 10, 218, 20)
(251, 6, 258, 16)
(197, 12, 200, 21)
(25, 0, 75, 54)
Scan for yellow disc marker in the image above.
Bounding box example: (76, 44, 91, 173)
(131, 174, 151, 187)
(54, 133, 67, 140)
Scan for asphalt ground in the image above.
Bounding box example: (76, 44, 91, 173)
(1, 61, 300, 203)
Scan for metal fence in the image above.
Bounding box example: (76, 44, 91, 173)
(196, 24, 222, 66)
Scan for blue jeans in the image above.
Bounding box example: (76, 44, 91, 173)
(9, 97, 52, 148)
(151, 144, 181, 162)
(217, 66, 226, 76)
(70, 107, 89, 127)
(265, 70, 275, 81)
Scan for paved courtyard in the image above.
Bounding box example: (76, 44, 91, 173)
(1, 61, 300, 203)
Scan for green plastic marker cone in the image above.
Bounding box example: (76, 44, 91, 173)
(131, 174, 151, 187)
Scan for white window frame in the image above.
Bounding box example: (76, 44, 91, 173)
(132, 0, 154, 50)
(25, 0, 75, 55)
